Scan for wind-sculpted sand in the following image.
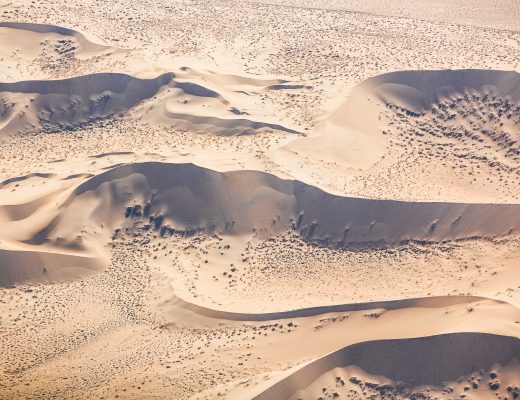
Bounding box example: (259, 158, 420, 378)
(257, 333, 520, 400)
(0, 73, 173, 139)
(0, 2, 519, 399)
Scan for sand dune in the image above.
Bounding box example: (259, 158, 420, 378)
(0, 73, 173, 138)
(147, 70, 301, 135)
(163, 293, 491, 322)
(62, 162, 520, 245)
(0, 171, 108, 286)
(3, 161, 518, 287)
(325, 69, 520, 150)
(254, 333, 520, 400)
(290, 69, 520, 166)
(0, 22, 124, 82)
(0, 22, 109, 52)
(0, 68, 300, 140)
(2, 161, 518, 287)
(356, 69, 520, 111)
(282, 69, 520, 201)
(1, 4, 519, 400)
(0, 247, 102, 287)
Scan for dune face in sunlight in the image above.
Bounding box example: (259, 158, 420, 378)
(0, 3, 519, 400)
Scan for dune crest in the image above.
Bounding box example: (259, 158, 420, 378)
(0, 73, 173, 138)
(282, 69, 520, 202)
(291, 69, 520, 166)
(3, 161, 518, 286)
(1, 161, 518, 287)
(63, 162, 520, 245)
(254, 333, 520, 400)
(0, 22, 110, 52)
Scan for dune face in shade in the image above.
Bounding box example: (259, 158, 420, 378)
(0, 73, 174, 139)
(2, 161, 519, 287)
(0, 2, 519, 399)
(255, 333, 520, 400)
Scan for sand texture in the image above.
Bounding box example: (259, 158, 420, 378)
(0, 1, 519, 399)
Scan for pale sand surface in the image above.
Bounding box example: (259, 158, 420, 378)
(0, 1, 519, 399)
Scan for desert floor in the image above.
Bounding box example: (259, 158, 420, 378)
(0, 1, 519, 399)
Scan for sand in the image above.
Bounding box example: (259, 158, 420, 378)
(0, 1, 519, 399)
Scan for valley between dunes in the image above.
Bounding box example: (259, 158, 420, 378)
(0, 2, 519, 399)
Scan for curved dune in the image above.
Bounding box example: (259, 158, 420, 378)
(358, 69, 520, 111)
(285, 69, 520, 174)
(253, 332, 520, 400)
(0, 22, 108, 52)
(3, 161, 520, 286)
(61, 162, 520, 245)
(0, 70, 299, 139)
(162, 294, 492, 322)
(0, 73, 173, 137)
(148, 79, 301, 135)
(0, 22, 113, 64)
(0, 22, 125, 87)
(329, 68, 520, 143)
(158, 111, 300, 135)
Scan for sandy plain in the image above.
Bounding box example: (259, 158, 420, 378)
(0, 1, 519, 399)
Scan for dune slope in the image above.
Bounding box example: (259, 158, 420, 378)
(64, 162, 520, 245)
(254, 332, 520, 400)
(0, 73, 173, 138)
